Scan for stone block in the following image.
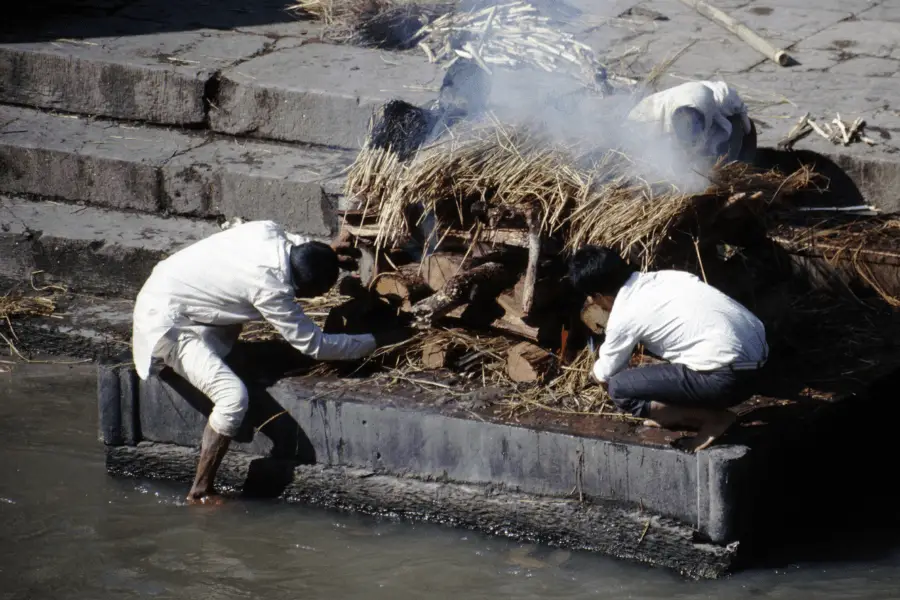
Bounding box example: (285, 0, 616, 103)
(732, 6, 851, 44)
(0, 27, 269, 124)
(210, 43, 443, 148)
(796, 20, 900, 59)
(0, 105, 202, 212)
(163, 139, 354, 235)
(859, 3, 900, 22)
(830, 56, 899, 77)
(0, 195, 218, 294)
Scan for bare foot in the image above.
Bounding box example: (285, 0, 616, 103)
(682, 411, 738, 452)
(186, 491, 225, 506)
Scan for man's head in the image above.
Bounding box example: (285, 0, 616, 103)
(671, 106, 706, 150)
(289, 241, 339, 298)
(568, 246, 636, 311)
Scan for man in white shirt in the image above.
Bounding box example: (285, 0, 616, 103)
(627, 80, 757, 164)
(133, 220, 407, 504)
(569, 246, 768, 451)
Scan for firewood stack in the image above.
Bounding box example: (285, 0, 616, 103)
(324, 105, 824, 389)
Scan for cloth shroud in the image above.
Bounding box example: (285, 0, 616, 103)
(627, 81, 751, 158)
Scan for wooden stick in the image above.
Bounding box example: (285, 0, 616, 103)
(808, 118, 833, 142)
(678, 0, 791, 66)
(411, 262, 511, 320)
(345, 224, 532, 249)
(522, 209, 541, 317)
(374, 266, 432, 311)
(777, 113, 811, 150)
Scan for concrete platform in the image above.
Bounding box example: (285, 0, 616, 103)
(92, 351, 900, 579)
(97, 360, 741, 579)
(0, 107, 354, 234)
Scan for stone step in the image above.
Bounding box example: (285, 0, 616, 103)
(0, 1, 324, 126)
(0, 105, 355, 234)
(0, 195, 219, 296)
(0, 13, 441, 149)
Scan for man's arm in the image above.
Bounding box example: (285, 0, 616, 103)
(591, 320, 639, 386)
(253, 287, 376, 361)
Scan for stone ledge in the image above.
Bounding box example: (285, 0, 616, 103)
(0, 195, 219, 295)
(0, 107, 354, 234)
(0, 27, 271, 125)
(209, 43, 443, 149)
(98, 362, 754, 546)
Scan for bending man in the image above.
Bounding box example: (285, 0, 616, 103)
(569, 246, 768, 451)
(132, 220, 405, 503)
(627, 80, 757, 164)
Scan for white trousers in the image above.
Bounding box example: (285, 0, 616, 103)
(153, 324, 247, 438)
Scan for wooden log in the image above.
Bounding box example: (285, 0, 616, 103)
(678, 0, 791, 66)
(411, 262, 513, 320)
(421, 340, 465, 369)
(507, 341, 555, 383)
(421, 252, 462, 290)
(374, 266, 432, 310)
(346, 224, 533, 249)
(522, 209, 542, 317)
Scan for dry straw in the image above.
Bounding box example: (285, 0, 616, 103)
(347, 120, 813, 269)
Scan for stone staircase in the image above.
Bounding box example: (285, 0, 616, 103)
(2, 0, 900, 351)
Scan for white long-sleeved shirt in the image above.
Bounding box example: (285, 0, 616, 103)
(626, 81, 751, 157)
(592, 271, 768, 383)
(132, 220, 376, 379)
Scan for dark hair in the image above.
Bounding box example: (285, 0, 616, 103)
(568, 246, 636, 296)
(289, 241, 339, 296)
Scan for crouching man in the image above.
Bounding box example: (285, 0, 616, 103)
(569, 246, 768, 451)
(627, 80, 757, 165)
(132, 220, 407, 504)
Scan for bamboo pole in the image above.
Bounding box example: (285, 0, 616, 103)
(678, 0, 791, 67)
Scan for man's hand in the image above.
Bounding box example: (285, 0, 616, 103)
(336, 255, 359, 271)
(373, 327, 416, 348)
(331, 229, 357, 252)
(588, 371, 610, 393)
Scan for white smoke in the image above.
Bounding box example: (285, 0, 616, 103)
(484, 66, 712, 196)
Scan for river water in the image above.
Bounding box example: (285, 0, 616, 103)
(2, 361, 900, 600)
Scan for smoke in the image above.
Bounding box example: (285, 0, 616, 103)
(484, 66, 712, 196)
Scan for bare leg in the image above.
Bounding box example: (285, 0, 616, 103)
(187, 423, 232, 504)
(645, 401, 737, 452)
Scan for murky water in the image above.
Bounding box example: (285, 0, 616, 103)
(2, 361, 900, 600)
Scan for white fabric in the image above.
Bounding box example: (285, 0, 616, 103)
(592, 271, 768, 383)
(627, 81, 751, 157)
(154, 323, 247, 437)
(133, 220, 377, 380)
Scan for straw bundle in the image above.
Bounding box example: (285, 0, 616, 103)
(0, 292, 58, 321)
(289, 0, 455, 48)
(348, 121, 814, 269)
(770, 215, 900, 307)
(415, 2, 616, 88)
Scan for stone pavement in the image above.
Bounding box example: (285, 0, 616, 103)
(1, 0, 899, 294)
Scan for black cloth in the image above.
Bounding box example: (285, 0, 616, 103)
(607, 362, 758, 418)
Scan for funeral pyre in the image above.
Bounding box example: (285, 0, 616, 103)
(248, 100, 896, 418)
